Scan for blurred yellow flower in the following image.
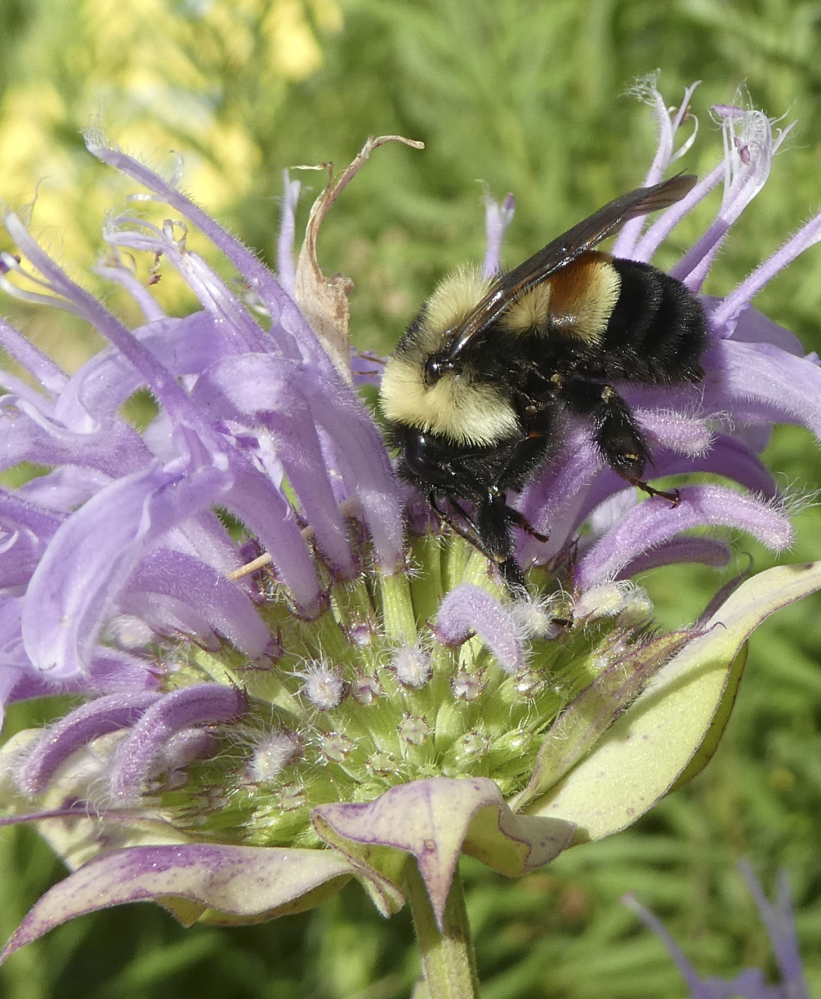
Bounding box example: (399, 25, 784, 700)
(0, 0, 342, 350)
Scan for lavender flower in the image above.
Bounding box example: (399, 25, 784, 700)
(625, 864, 809, 999)
(1, 83, 821, 966)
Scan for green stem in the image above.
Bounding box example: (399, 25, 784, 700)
(405, 859, 480, 999)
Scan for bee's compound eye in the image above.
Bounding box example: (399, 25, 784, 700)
(424, 356, 442, 385)
(424, 353, 453, 385)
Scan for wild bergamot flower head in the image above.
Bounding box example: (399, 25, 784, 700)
(1, 81, 821, 969)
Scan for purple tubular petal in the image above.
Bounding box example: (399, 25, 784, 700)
(0, 597, 32, 666)
(22, 458, 235, 677)
(310, 391, 404, 571)
(622, 895, 705, 994)
(0, 368, 55, 409)
(17, 467, 115, 514)
(515, 430, 601, 563)
(712, 298, 804, 353)
(613, 80, 703, 258)
(0, 317, 67, 395)
(657, 436, 777, 498)
(221, 466, 323, 616)
(4, 215, 226, 446)
(59, 313, 246, 427)
(7, 648, 160, 706)
(577, 486, 639, 547)
(738, 862, 809, 997)
(0, 530, 43, 590)
(0, 665, 23, 728)
(170, 510, 250, 577)
(672, 108, 789, 293)
(118, 591, 221, 649)
(0, 394, 149, 477)
(615, 537, 732, 579)
(638, 85, 680, 179)
(16, 691, 162, 795)
(575, 485, 792, 589)
(192, 354, 356, 576)
(0, 487, 66, 535)
(518, 420, 778, 572)
(435, 585, 524, 673)
(634, 408, 712, 457)
(56, 345, 141, 422)
(612, 86, 675, 259)
(86, 649, 161, 691)
(123, 548, 271, 657)
(277, 171, 301, 296)
(88, 144, 405, 571)
(0, 489, 64, 572)
(95, 261, 166, 323)
(712, 213, 821, 337)
(631, 163, 724, 264)
(614, 432, 776, 502)
(179, 255, 272, 353)
(481, 191, 515, 279)
(703, 339, 821, 442)
(109, 683, 246, 800)
(86, 146, 301, 359)
(105, 223, 270, 355)
(575, 433, 778, 536)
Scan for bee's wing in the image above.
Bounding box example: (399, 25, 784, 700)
(444, 173, 697, 358)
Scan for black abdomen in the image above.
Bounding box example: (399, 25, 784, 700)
(603, 258, 707, 384)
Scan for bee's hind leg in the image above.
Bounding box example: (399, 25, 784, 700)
(503, 505, 550, 544)
(559, 378, 679, 505)
(631, 481, 680, 505)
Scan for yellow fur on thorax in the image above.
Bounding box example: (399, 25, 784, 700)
(380, 356, 519, 445)
(422, 266, 492, 348)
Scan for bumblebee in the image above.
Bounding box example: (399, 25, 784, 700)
(379, 175, 707, 591)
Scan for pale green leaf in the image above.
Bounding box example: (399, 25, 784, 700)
(526, 561, 821, 841)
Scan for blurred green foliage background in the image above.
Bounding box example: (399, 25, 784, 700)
(2, 0, 821, 996)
